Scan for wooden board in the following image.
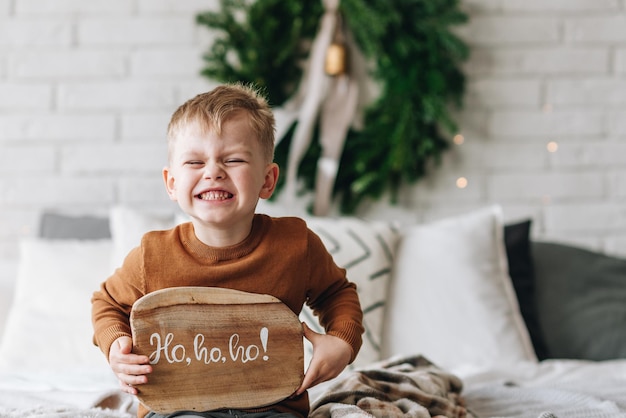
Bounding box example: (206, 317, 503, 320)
(130, 287, 304, 414)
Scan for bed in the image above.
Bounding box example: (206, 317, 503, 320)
(1, 205, 625, 418)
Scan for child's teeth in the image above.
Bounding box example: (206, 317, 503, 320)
(200, 191, 232, 200)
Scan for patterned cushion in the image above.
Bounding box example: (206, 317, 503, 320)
(302, 217, 399, 369)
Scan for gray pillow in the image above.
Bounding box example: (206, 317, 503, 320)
(39, 212, 111, 240)
(532, 241, 626, 360)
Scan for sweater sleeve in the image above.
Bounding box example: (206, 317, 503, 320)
(91, 245, 146, 359)
(305, 229, 364, 363)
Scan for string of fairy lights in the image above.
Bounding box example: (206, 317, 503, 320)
(452, 102, 559, 191)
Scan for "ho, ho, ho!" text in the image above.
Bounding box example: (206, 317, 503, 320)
(147, 327, 270, 366)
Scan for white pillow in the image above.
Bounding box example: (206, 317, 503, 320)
(382, 205, 537, 372)
(302, 217, 399, 369)
(110, 206, 187, 269)
(0, 239, 114, 376)
(0, 262, 17, 345)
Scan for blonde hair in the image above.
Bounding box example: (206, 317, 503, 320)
(167, 83, 275, 163)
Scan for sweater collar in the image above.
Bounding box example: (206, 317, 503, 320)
(180, 214, 269, 262)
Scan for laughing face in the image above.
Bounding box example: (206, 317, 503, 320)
(163, 111, 278, 246)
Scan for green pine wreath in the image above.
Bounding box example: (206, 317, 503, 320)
(196, 0, 469, 213)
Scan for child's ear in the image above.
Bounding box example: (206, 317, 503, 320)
(259, 163, 279, 199)
(163, 167, 178, 201)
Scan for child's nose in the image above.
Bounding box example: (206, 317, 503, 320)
(204, 162, 225, 179)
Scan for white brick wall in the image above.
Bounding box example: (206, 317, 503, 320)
(1, 0, 626, 276)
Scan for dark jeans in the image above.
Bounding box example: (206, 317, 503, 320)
(146, 410, 299, 418)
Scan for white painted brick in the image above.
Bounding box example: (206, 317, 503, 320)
(0, 20, 72, 47)
(58, 82, 176, 111)
(466, 47, 608, 75)
(416, 203, 492, 224)
(487, 171, 604, 200)
(138, 0, 219, 14)
(0, 0, 10, 16)
(458, 17, 560, 46)
(61, 144, 166, 174)
(488, 110, 604, 136)
(544, 203, 626, 232)
(456, 110, 490, 136)
(549, 141, 626, 168)
(131, 48, 203, 76)
(614, 48, 626, 74)
(10, 50, 126, 79)
(462, 0, 503, 14)
(608, 171, 626, 198)
(2, 0, 626, 269)
(565, 17, 626, 43)
(458, 141, 548, 170)
(0, 83, 52, 109)
(405, 168, 485, 204)
(606, 110, 626, 135)
(78, 18, 195, 46)
(0, 114, 116, 141)
(352, 191, 421, 225)
(0, 145, 55, 173)
(118, 176, 173, 206)
(499, 204, 544, 229)
(176, 78, 221, 103)
(15, 0, 133, 15)
(548, 78, 626, 105)
(501, 0, 621, 13)
(0, 176, 115, 206)
(615, 48, 626, 74)
(121, 112, 171, 141)
(465, 78, 542, 107)
(195, 24, 219, 46)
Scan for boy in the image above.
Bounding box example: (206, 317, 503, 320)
(91, 83, 364, 418)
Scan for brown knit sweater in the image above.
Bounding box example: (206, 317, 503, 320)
(91, 214, 364, 418)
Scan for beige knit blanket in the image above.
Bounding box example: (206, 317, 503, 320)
(309, 355, 471, 418)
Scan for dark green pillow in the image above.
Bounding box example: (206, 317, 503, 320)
(532, 241, 626, 360)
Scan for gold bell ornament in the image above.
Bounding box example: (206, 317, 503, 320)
(325, 42, 346, 76)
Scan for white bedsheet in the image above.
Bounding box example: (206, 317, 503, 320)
(0, 369, 135, 417)
(1, 359, 625, 418)
(458, 359, 626, 418)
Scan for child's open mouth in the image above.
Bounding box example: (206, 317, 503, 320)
(196, 191, 233, 201)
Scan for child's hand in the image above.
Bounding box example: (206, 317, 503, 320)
(296, 322, 352, 396)
(108, 336, 152, 395)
